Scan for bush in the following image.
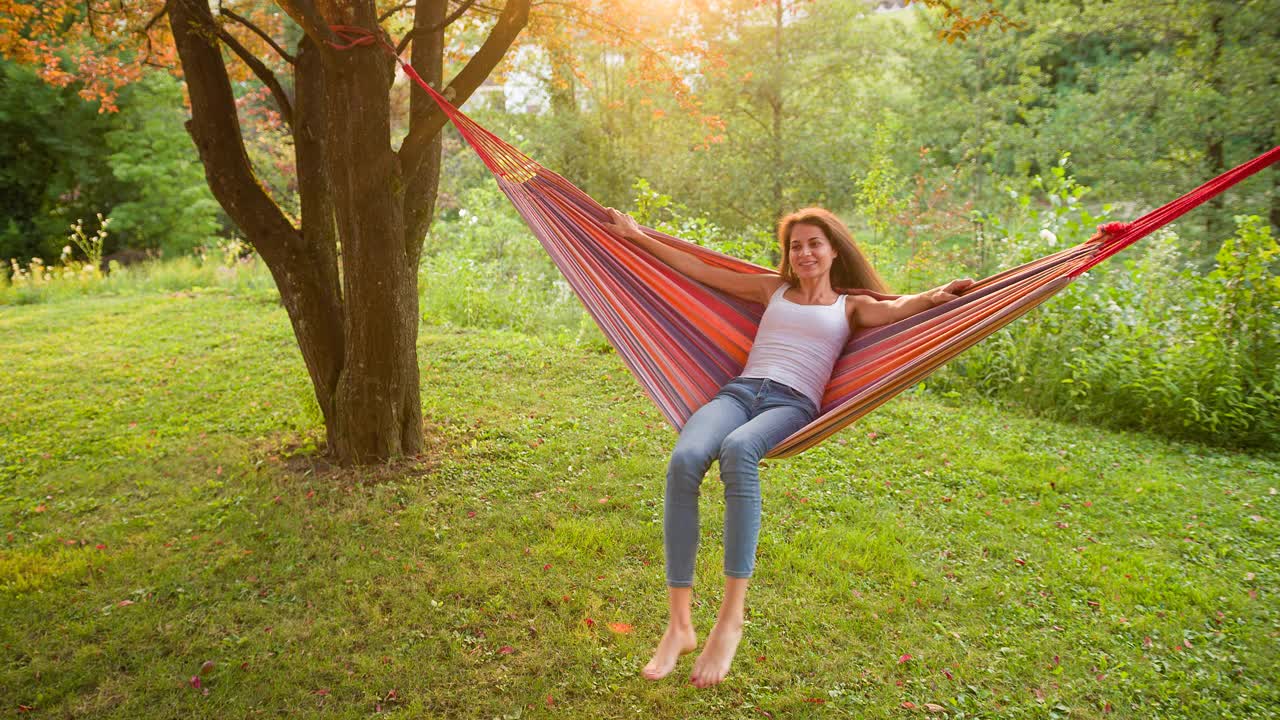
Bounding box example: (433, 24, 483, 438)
(419, 184, 608, 348)
(932, 158, 1279, 449)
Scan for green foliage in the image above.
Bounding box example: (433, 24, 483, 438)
(855, 121, 909, 249)
(934, 158, 1278, 449)
(420, 183, 607, 347)
(630, 178, 775, 267)
(104, 72, 222, 255)
(0, 58, 123, 261)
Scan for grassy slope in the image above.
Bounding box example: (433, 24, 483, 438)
(0, 291, 1276, 718)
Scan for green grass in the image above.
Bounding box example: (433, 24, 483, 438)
(1, 290, 1277, 718)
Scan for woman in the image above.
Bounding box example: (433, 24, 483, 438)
(601, 207, 973, 688)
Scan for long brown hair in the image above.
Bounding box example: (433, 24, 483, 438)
(776, 207, 890, 293)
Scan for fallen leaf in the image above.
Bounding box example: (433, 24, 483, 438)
(924, 703, 946, 713)
(189, 676, 202, 689)
(901, 701, 917, 709)
(199, 660, 215, 676)
(313, 688, 330, 696)
(607, 622, 633, 634)
(898, 653, 913, 664)
(499, 645, 514, 654)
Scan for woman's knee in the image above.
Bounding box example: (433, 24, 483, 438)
(666, 444, 715, 493)
(719, 433, 766, 473)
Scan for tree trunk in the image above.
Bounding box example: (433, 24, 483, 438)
(1205, 7, 1226, 239)
(322, 19, 425, 463)
(174, 0, 420, 464)
(172, 0, 527, 465)
(770, 0, 784, 223)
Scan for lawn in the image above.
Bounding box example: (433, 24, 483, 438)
(1, 290, 1276, 718)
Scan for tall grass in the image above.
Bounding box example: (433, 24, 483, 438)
(1, 253, 277, 306)
(419, 185, 609, 349)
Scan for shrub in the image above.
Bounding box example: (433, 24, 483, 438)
(932, 157, 1279, 449)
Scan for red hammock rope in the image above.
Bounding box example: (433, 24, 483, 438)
(324, 24, 1279, 456)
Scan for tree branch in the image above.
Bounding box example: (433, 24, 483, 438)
(169, 0, 300, 253)
(216, 26, 295, 129)
(398, 0, 530, 182)
(274, 0, 337, 47)
(137, 1, 171, 68)
(395, 0, 481, 54)
(220, 7, 297, 64)
(379, 1, 415, 22)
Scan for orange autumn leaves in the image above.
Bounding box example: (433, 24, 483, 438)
(581, 617, 634, 634)
(0, 0, 172, 111)
(0, 0, 290, 112)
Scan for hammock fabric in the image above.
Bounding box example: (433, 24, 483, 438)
(329, 27, 1280, 458)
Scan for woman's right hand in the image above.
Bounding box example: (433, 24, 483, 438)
(602, 207, 645, 241)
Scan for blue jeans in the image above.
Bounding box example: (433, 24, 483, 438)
(664, 377, 818, 587)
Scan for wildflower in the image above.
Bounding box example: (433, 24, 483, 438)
(1039, 229, 1057, 244)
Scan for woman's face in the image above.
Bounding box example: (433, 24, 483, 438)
(788, 223, 837, 282)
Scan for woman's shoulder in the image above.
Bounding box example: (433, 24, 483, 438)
(762, 278, 789, 303)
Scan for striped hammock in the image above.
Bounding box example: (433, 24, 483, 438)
(329, 27, 1280, 457)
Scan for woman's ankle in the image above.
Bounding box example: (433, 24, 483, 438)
(667, 618, 695, 632)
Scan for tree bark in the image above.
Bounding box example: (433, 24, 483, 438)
(315, 4, 425, 462)
(294, 37, 345, 451)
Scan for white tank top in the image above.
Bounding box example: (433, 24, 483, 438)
(740, 284, 850, 409)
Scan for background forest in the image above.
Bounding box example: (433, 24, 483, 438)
(3, 0, 1278, 448)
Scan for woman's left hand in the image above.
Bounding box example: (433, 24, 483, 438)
(925, 278, 975, 306)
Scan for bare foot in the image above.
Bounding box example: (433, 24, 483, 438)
(689, 620, 743, 688)
(641, 624, 698, 680)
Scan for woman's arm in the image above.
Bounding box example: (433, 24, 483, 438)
(850, 278, 975, 328)
(600, 208, 783, 305)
